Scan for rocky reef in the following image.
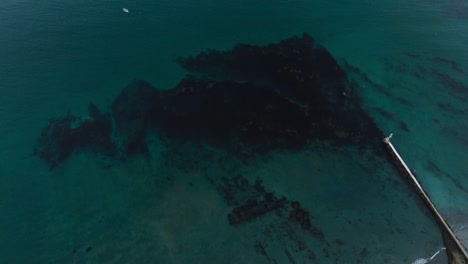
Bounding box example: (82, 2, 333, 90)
(36, 33, 386, 169)
(151, 77, 311, 153)
(177, 33, 347, 106)
(35, 32, 461, 263)
(35, 104, 116, 169)
(213, 174, 325, 240)
(174, 33, 385, 151)
(111, 80, 156, 156)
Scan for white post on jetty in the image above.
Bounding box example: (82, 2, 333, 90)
(382, 133, 468, 261)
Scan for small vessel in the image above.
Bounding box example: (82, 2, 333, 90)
(122, 8, 129, 13)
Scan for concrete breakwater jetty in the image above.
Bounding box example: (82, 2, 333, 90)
(383, 134, 468, 264)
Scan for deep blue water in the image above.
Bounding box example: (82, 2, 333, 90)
(1, 0, 467, 263)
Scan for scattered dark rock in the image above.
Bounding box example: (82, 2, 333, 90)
(218, 174, 259, 207)
(359, 248, 368, 258)
(161, 140, 214, 172)
(426, 161, 468, 194)
(35, 114, 76, 169)
(383, 60, 407, 74)
(437, 103, 465, 115)
(214, 174, 325, 242)
(374, 108, 394, 120)
(395, 97, 414, 107)
(215, 174, 289, 226)
(254, 179, 267, 193)
(431, 69, 468, 95)
(443, 127, 468, 147)
(374, 108, 409, 132)
(253, 241, 272, 262)
(399, 121, 409, 132)
(35, 104, 116, 169)
(335, 239, 344, 246)
(284, 249, 297, 264)
(431, 57, 464, 73)
(374, 85, 393, 98)
(307, 250, 316, 261)
(85, 246, 92, 253)
(403, 52, 420, 59)
(288, 201, 324, 240)
(410, 68, 426, 80)
(228, 197, 287, 226)
(415, 64, 431, 75)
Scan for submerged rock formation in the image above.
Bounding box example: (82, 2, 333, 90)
(34, 32, 465, 263)
(176, 33, 384, 150)
(177, 33, 346, 106)
(111, 80, 156, 157)
(36, 104, 116, 169)
(151, 77, 311, 152)
(36, 33, 385, 167)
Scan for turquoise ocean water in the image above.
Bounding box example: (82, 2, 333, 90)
(0, 0, 467, 263)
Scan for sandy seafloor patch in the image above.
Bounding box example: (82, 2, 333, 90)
(9, 138, 446, 263)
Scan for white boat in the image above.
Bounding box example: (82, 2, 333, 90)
(122, 8, 129, 13)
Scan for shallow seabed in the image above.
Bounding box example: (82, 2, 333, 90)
(0, 0, 467, 263)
